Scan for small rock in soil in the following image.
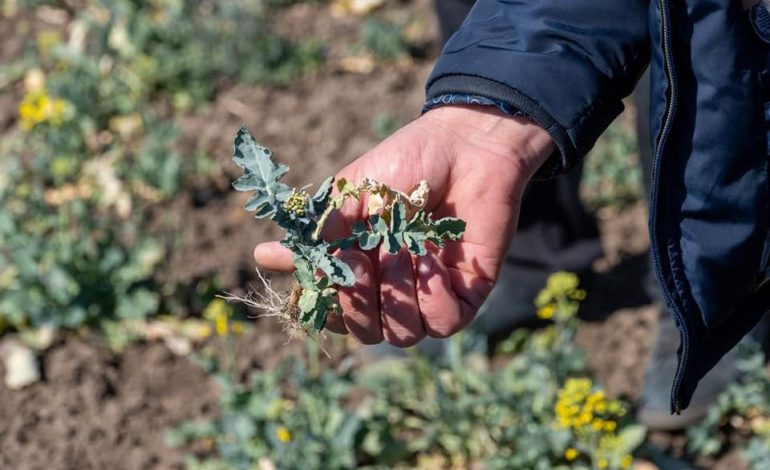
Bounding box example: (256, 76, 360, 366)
(1, 340, 41, 390)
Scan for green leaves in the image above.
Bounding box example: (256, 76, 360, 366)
(311, 176, 334, 214)
(345, 202, 466, 256)
(232, 126, 292, 219)
(307, 247, 355, 287)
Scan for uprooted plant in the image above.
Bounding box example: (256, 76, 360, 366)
(228, 126, 466, 337)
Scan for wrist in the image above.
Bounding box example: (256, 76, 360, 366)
(421, 105, 554, 181)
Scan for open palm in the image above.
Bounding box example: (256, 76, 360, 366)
(254, 106, 553, 346)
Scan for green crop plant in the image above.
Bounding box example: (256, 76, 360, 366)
(688, 341, 770, 467)
(580, 119, 642, 211)
(230, 126, 465, 335)
(167, 272, 647, 469)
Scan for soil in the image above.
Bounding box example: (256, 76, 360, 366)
(0, 2, 745, 469)
(0, 338, 217, 470)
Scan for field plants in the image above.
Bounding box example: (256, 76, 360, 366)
(580, 119, 643, 211)
(688, 341, 770, 468)
(230, 126, 465, 335)
(0, 0, 323, 336)
(167, 272, 646, 469)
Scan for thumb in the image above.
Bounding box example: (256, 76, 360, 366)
(253, 241, 294, 272)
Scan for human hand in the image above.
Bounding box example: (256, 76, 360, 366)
(253, 105, 554, 346)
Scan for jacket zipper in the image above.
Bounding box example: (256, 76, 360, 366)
(650, 0, 689, 415)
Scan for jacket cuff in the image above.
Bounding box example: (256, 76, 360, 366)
(426, 75, 578, 179)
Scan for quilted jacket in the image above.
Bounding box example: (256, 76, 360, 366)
(426, 0, 770, 412)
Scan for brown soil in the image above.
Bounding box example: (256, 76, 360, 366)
(0, 337, 217, 470)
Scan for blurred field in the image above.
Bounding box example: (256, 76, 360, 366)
(1, 1, 768, 469)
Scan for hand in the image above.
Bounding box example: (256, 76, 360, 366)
(253, 105, 554, 346)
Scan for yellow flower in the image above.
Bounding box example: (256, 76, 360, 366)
(554, 378, 594, 430)
(620, 455, 633, 469)
(546, 271, 579, 296)
(276, 426, 292, 443)
(587, 391, 605, 404)
(603, 420, 617, 432)
(214, 314, 228, 336)
(203, 299, 234, 337)
(17, 88, 70, 131)
(537, 304, 555, 319)
(595, 402, 607, 413)
(283, 190, 308, 216)
(597, 458, 609, 469)
(564, 448, 579, 461)
(607, 401, 622, 414)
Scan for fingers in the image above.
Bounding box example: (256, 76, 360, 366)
(337, 250, 382, 344)
(324, 314, 349, 335)
(378, 246, 425, 347)
(415, 252, 466, 338)
(253, 241, 294, 271)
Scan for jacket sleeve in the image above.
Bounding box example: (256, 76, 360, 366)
(426, 0, 650, 177)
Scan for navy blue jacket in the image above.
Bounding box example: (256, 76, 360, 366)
(427, 0, 770, 413)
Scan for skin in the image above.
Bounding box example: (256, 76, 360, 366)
(254, 105, 554, 346)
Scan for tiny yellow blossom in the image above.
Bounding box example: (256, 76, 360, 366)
(276, 426, 292, 443)
(537, 304, 555, 319)
(595, 402, 607, 413)
(214, 314, 228, 336)
(620, 455, 633, 469)
(546, 271, 579, 295)
(203, 299, 234, 337)
(597, 458, 609, 469)
(564, 448, 579, 461)
(283, 190, 308, 216)
(607, 401, 621, 414)
(18, 88, 70, 131)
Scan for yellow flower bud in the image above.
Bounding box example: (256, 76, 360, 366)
(276, 426, 292, 443)
(620, 455, 633, 469)
(537, 304, 555, 319)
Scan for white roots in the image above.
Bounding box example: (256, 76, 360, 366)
(218, 268, 330, 356)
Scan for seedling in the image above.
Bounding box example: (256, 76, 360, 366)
(229, 126, 465, 336)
